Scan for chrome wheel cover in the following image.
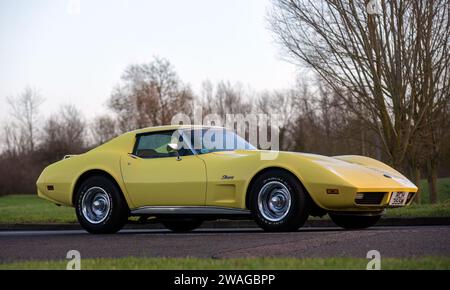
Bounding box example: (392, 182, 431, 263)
(81, 187, 111, 224)
(257, 181, 292, 222)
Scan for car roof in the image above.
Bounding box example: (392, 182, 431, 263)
(131, 125, 226, 135)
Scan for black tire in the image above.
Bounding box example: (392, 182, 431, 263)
(162, 219, 203, 233)
(329, 214, 381, 230)
(75, 176, 129, 234)
(249, 170, 310, 232)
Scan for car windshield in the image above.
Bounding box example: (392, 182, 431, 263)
(181, 128, 256, 155)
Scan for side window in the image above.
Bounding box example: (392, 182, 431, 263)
(134, 132, 176, 159)
(134, 131, 194, 159)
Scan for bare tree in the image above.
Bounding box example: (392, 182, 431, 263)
(200, 81, 253, 118)
(270, 0, 450, 175)
(109, 85, 137, 133)
(200, 80, 215, 116)
(2, 123, 24, 157)
(423, 102, 450, 203)
(257, 88, 297, 150)
(90, 115, 118, 145)
(40, 105, 86, 163)
(286, 80, 325, 153)
(7, 87, 44, 153)
(109, 57, 194, 131)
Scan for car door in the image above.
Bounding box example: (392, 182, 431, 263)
(120, 130, 207, 208)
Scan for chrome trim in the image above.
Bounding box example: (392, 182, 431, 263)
(257, 181, 292, 222)
(81, 187, 111, 224)
(131, 206, 251, 216)
(128, 153, 140, 159)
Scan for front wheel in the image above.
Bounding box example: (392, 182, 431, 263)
(249, 170, 310, 232)
(329, 214, 381, 230)
(162, 219, 203, 233)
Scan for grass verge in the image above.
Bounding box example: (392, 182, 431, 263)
(386, 202, 450, 218)
(0, 257, 449, 270)
(0, 195, 76, 224)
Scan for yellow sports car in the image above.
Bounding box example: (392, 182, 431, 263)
(36, 125, 418, 234)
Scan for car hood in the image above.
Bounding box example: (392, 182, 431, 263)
(291, 152, 417, 190)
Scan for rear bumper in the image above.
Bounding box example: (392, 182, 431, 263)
(37, 187, 61, 205)
(36, 169, 73, 206)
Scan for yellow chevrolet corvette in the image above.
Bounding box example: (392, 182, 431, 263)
(36, 125, 418, 234)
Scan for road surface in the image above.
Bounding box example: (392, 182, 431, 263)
(0, 226, 449, 262)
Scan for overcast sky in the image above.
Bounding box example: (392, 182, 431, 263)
(0, 0, 298, 125)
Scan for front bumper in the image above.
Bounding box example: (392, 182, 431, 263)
(354, 191, 416, 208)
(310, 183, 418, 213)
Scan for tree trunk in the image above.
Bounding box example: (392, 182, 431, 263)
(427, 160, 439, 204)
(412, 166, 421, 204)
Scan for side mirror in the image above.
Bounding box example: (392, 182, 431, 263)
(167, 143, 179, 152)
(167, 143, 181, 161)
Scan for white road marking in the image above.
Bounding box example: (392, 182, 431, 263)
(0, 226, 447, 237)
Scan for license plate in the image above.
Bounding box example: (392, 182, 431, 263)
(389, 192, 409, 206)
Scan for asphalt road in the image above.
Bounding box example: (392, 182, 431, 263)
(1, 226, 449, 262)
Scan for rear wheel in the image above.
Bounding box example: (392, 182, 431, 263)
(249, 170, 310, 232)
(329, 214, 381, 230)
(75, 176, 129, 234)
(162, 219, 203, 233)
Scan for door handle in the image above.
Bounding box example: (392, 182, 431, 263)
(128, 153, 140, 160)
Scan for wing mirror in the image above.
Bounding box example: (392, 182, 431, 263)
(167, 143, 179, 151)
(167, 143, 182, 161)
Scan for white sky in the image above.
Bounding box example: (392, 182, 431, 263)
(0, 0, 298, 125)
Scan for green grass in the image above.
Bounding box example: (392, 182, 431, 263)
(0, 178, 449, 224)
(386, 202, 450, 217)
(385, 178, 450, 218)
(1, 257, 449, 270)
(0, 195, 76, 224)
(417, 177, 450, 204)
